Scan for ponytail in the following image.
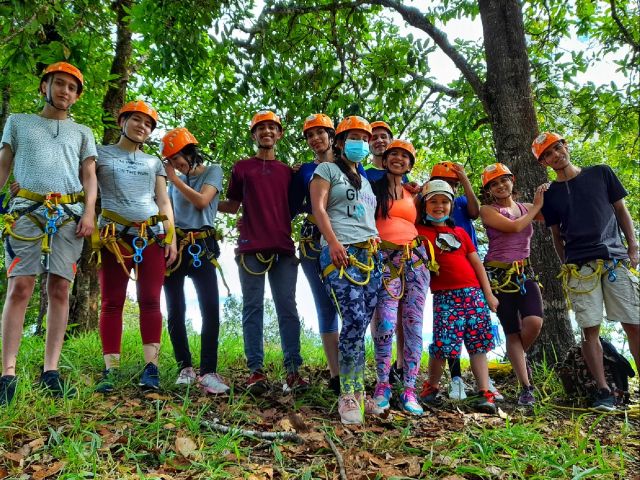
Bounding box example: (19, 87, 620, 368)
(333, 131, 362, 190)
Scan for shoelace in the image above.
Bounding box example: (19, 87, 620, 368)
(403, 388, 418, 403)
(374, 383, 390, 398)
(340, 395, 359, 410)
(420, 382, 437, 397)
(483, 390, 497, 402)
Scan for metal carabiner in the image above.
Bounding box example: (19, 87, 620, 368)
(604, 261, 618, 282)
(188, 243, 202, 268)
(133, 236, 148, 263)
(44, 206, 63, 234)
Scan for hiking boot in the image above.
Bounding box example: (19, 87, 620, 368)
(328, 376, 340, 395)
(400, 388, 423, 416)
(95, 369, 117, 393)
(199, 373, 230, 395)
(356, 393, 384, 415)
(175, 367, 197, 386)
(0, 375, 17, 407)
(448, 376, 468, 400)
(518, 385, 535, 406)
(473, 378, 504, 402)
(139, 363, 160, 390)
(389, 363, 404, 388)
(247, 369, 269, 395)
(469, 390, 497, 414)
(418, 381, 442, 406)
(338, 393, 362, 425)
(592, 388, 616, 412)
(373, 383, 392, 410)
(283, 371, 309, 393)
(40, 370, 77, 398)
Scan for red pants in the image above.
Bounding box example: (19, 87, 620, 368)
(98, 235, 165, 355)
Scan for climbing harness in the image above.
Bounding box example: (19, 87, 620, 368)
(485, 258, 541, 295)
(298, 214, 322, 260)
(556, 259, 629, 310)
(167, 228, 230, 295)
(239, 252, 278, 275)
(2, 190, 84, 272)
(320, 239, 382, 286)
(90, 209, 174, 281)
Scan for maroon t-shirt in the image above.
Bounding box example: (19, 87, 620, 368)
(226, 156, 296, 255)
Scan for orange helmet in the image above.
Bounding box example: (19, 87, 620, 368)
(302, 113, 333, 134)
(430, 161, 460, 180)
(531, 132, 565, 160)
(370, 121, 393, 138)
(119, 101, 158, 130)
(160, 127, 198, 159)
(41, 62, 84, 95)
(383, 139, 416, 164)
(481, 163, 514, 189)
(250, 110, 282, 132)
(335, 116, 372, 139)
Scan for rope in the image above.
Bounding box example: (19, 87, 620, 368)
(100, 222, 149, 281)
(488, 261, 526, 294)
(382, 244, 411, 300)
(240, 253, 276, 275)
(299, 236, 322, 260)
(336, 239, 380, 286)
(557, 260, 607, 310)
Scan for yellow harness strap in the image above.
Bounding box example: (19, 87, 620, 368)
(556, 259, 618, 310)
(486, 259, 532, 294)
(240, 253, 277, 275)
(99, 222, 145, 281)
(320, 239, 379, 286)
(298, 214, 322, 260)
(16, 189, 84, 205)
(100, 209, 174, 245)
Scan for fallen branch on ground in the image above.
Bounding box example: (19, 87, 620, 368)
(324, 434, 347, 480)
(201, 419, 305, 444)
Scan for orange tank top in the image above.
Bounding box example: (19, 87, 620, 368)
(376, 186, 418, 245)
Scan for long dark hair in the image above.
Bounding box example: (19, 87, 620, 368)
(333, 131, 362, 190)
(371, 176, 393, 220)
(178, 143, 206, 167)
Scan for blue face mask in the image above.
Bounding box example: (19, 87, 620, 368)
(426, 214, 449, 223)
(344, 139, 370, 163)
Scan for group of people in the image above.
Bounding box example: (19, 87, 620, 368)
(0, 62, 638, 426)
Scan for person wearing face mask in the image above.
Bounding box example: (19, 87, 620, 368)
(480, 164, 548, 406)
(218, 110, 307, 395)
(0, 62, 97, 407)
(310, 115, 383, 425)
(416, 180, 499, 414)
(161, 128, 230, 395)
(289, 114, 368, 395)
(370, 140, 432, 416)
(92, 101, 177, 393)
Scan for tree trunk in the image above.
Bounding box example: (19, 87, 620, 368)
(478, 0, 574, 362)
(69, 0, 134, 333)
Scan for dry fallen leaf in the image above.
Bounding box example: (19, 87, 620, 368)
(278, 418, 294, 432)
(28, 438, 45, 453)
(287, 411, 310, 432)
(440, 476, 466, 480)
(485, 465, 501, 475)
(4, 452, 23, 465)
(32, 461, 66, 480)
(247, 474, 266, 480)
(0, 467, 8, 480)
(175, 437, 199, 460)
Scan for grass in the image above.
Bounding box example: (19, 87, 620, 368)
(0, 315, 638, 479)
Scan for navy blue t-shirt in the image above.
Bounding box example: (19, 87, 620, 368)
(541, 165, 628, 264)
(452, 195, 479, 249)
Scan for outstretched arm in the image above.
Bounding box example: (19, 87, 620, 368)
(451, 163, 480, 219)
(613, 198, 639, 269)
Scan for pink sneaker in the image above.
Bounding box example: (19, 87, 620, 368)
(338, 393, 362, 425)
(356, 393, 384, 415)
(198, 373, 230, 395)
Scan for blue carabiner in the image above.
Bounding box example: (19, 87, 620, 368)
(605, 261, 617, 282)
(44, 206, 63, 234)
(133, 236, 148, 263)
(188, 243, 202, 268)
(405, 260, 416, 282)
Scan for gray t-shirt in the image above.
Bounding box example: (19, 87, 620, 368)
(96, 144, 166, 236)
(313, 162, 378, 246)
(1, 113, 97, 217)
(168, 165, 223, 230)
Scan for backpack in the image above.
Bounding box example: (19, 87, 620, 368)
(553, 337, 635, 406)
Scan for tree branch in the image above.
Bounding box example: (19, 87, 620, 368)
(398, 90, 433, 137)
(201, 419, 305, 445)
(472, 117, 490, 130)
(407, 72, 461, 97)
(609, 0, 640, 52)
(0, 5, 49, 46)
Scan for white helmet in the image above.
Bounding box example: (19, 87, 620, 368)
(421, 179, 454, 202)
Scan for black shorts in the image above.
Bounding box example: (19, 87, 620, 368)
(495, 279, 544, 335)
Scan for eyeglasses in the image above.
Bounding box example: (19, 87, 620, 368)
(435, 232, 462, 252)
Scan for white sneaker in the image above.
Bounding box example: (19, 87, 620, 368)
(199, 373, 231, 394)
(356, 393, 384, 415)
(175, 367, 197, 385)
(338, 393, 363, 425)
(448, 376, 468, 400)
(473, 378, 504, 402)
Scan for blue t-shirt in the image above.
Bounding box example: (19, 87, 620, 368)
(452, 195, 478, 249)
(289, 161, 367, 220)
(363, 164, 411, 184)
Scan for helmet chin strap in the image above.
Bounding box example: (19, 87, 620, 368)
(44, 76, 70, 112)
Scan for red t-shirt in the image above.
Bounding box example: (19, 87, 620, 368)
(417, 224, 481, 292)
(226, 156, 296, 255)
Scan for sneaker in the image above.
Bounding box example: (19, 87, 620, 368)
(356, 393, 384, 415)
(418, 381, 442, 405)
(373, 383, 392, 410)
(448, 376, 468, 400)
(338, 393, 363, 425)
(400, 388, 423, 416)
(328, 376, 340, 395)
(175, 367, 197, 386)
(473, 378, 504, 402)
(139, 363, 160, 390)
(247, 369, 268, 395)
(40, 370, 77, 398)
(389, 363, 404, 387)
(470, 390, 497, 414)
(95, 369, 117, 393)
(518, 385, 535, 406)
(0, 375, 17, 407)
(199, 373, 231, 395)
(283, 371, 309, 393)
(592, 388, 616, 412)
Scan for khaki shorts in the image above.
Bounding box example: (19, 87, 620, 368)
(566, 259, 640, 329)
(3, 211, 83, 282)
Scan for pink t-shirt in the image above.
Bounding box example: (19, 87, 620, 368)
(226, 156, 295, 255)
(484, 202, 533, 263)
